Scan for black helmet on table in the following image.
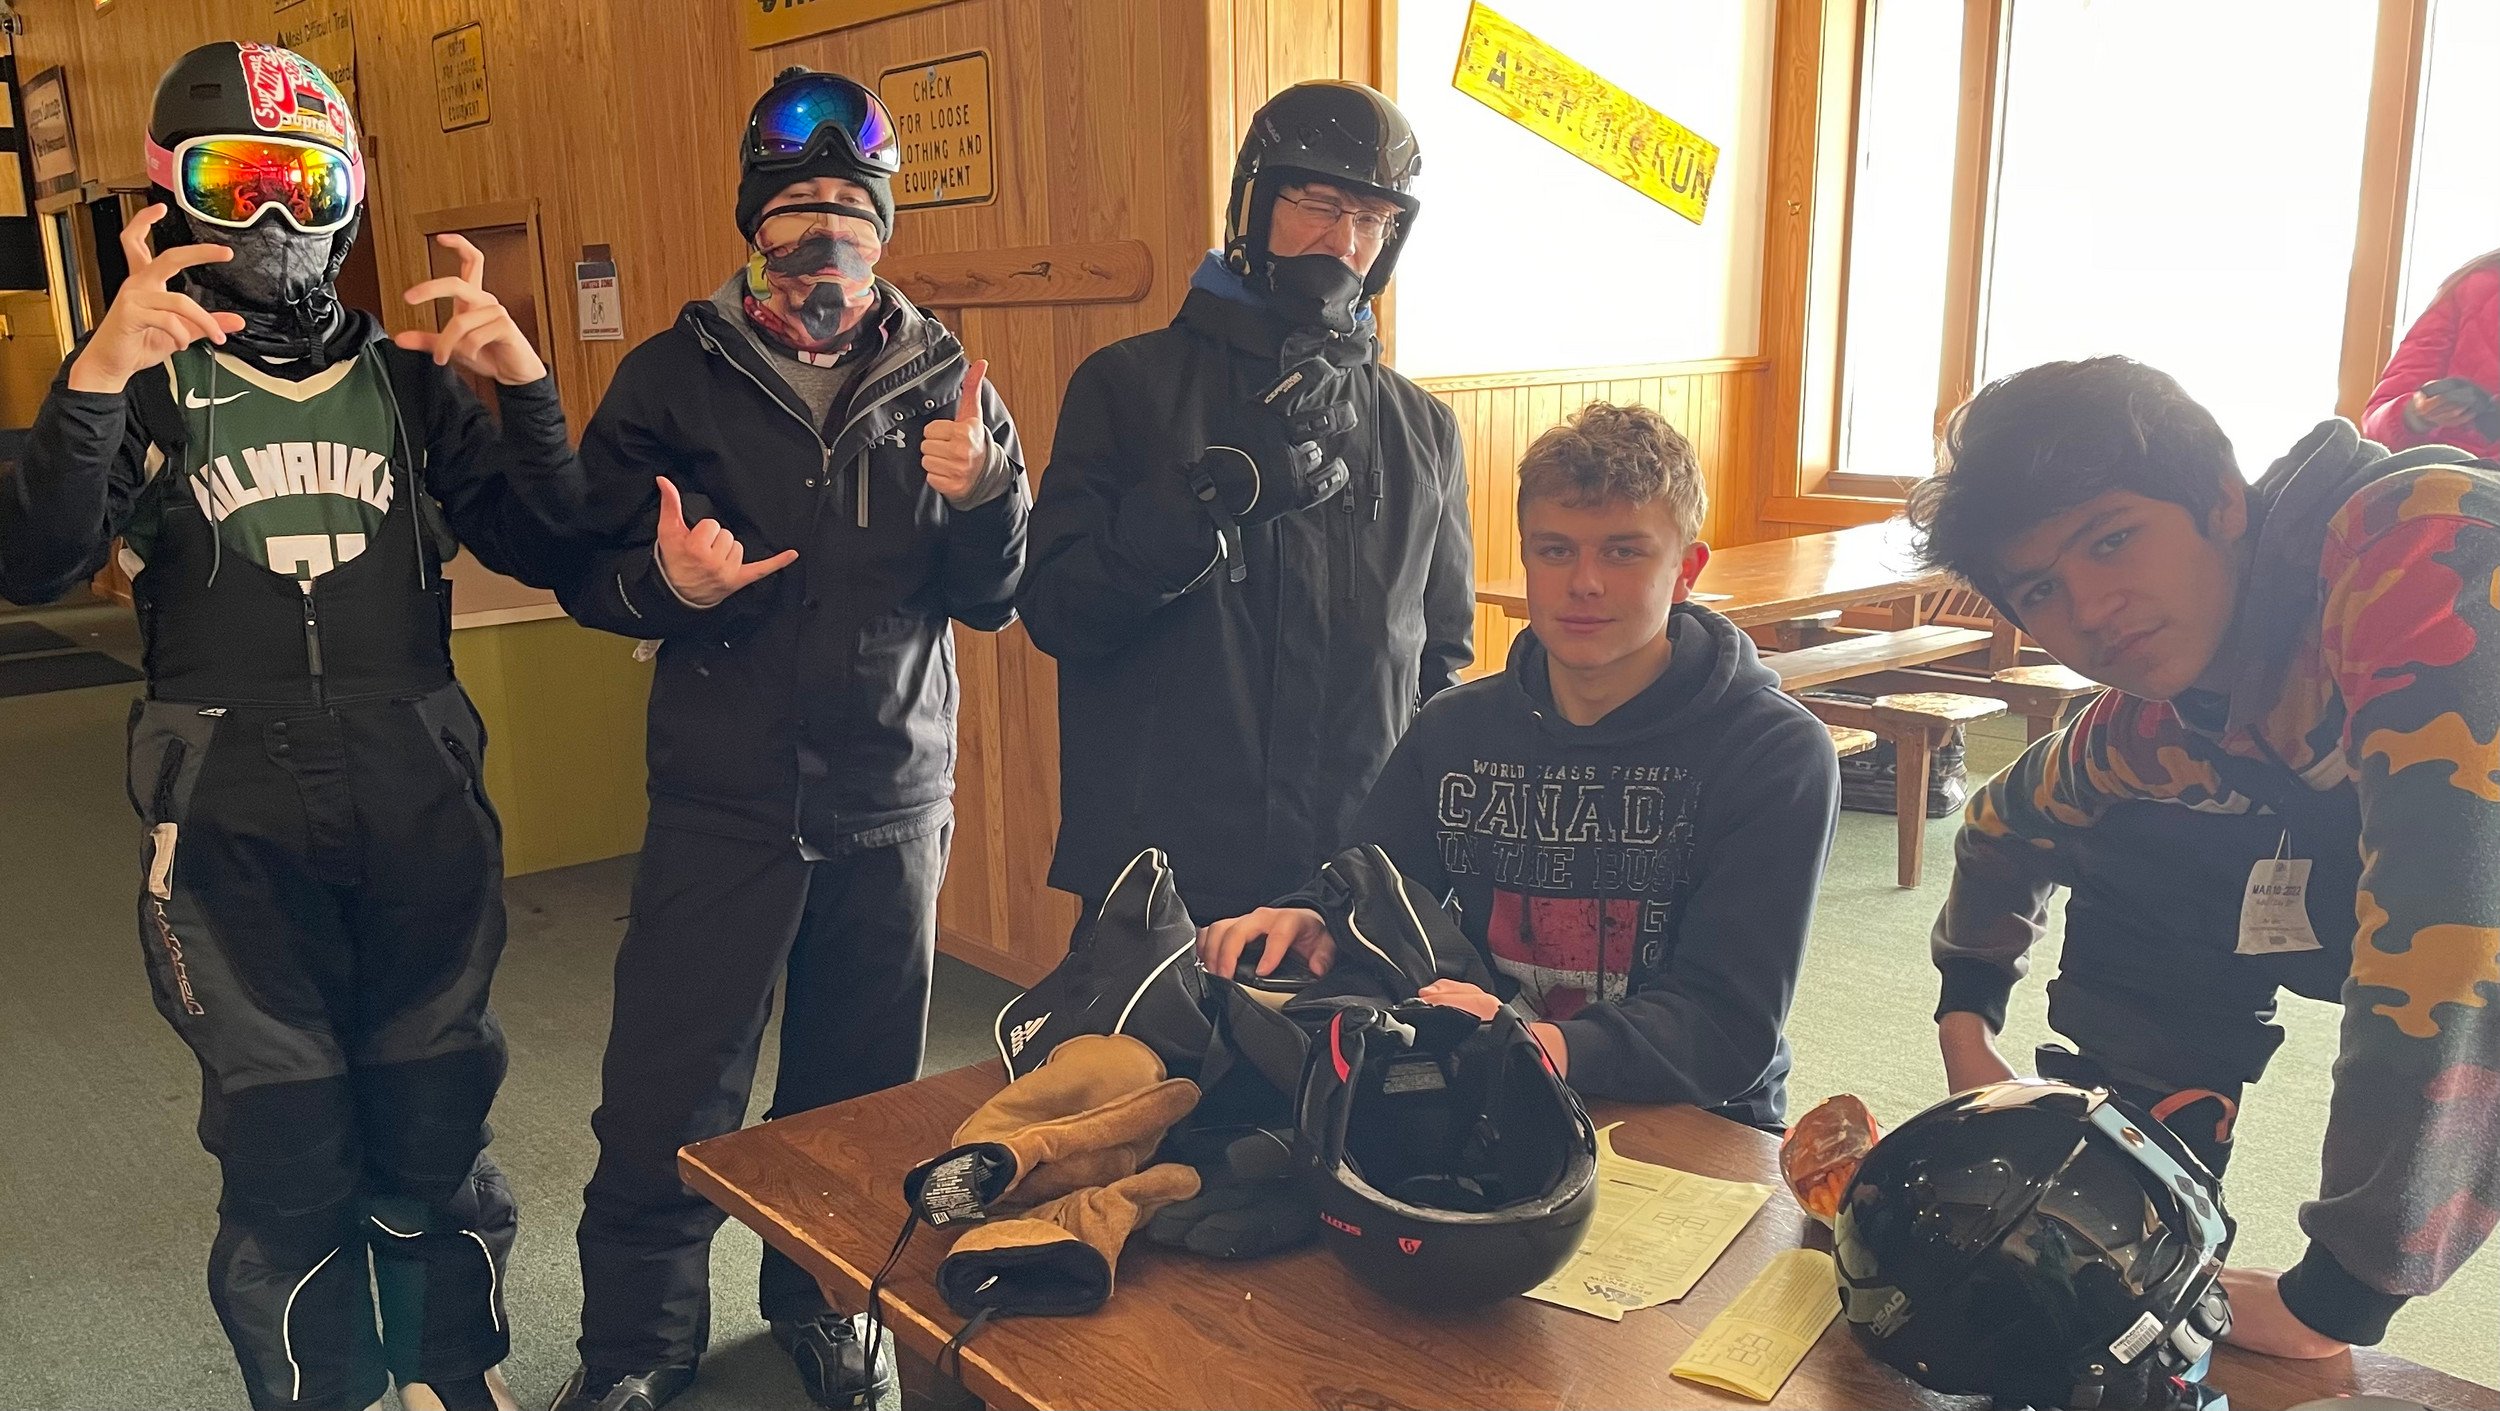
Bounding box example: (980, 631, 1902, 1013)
(1835, 1080, 2235, 1411)
(1223, 80, 1422, 303)
(1292, 1000, 1596, 1311)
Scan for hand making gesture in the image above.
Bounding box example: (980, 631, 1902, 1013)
(652, 475, 798, 609)
(393, 233, 548, 386)
(65, 204, 246, 395)
(920, 357, 993, 505)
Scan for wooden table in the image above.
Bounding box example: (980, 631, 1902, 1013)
(1478, 519, 1952, 627)
(683, 1063, 2496, 1411)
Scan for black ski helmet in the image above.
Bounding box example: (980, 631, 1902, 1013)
(1293, 1000, 1596, 1310)
(1224, 81, 1422, 300)
(145, 42, 364, 280)
(1835, 1080, 2235, 1411)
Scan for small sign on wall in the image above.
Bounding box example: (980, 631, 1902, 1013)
(745, 0, 957, 51)
(274, 0, 360, 115)
(434, 23, 490, 132)
(575, 248, 622, 342)
(877, 52, 994, 211)
(21, 67, 78, 200)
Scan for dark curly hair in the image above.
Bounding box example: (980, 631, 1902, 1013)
(1905, 356, 2239, 610)
(1516, 401, 1706, 541)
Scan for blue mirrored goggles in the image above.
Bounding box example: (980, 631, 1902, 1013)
(745, 73, 900, 176)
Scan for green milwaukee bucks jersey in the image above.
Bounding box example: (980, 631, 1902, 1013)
(126, 346, 398, 583)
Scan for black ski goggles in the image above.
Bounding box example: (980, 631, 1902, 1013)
(744, 72, 900, 176)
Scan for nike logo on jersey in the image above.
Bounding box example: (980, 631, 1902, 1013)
(187, 440, 395, 522)
(182, 389, 251, 409)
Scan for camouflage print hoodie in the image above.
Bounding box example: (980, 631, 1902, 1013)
(1933, 419, 2500, 1344)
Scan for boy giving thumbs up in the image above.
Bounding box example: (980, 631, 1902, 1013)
(549, 68, 1028, 1411)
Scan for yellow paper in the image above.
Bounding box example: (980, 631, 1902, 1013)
(1671, 1249, 1843, 1402)
(1526, 1124, 1774, 1320)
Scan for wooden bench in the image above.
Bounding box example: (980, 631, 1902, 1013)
(1830, 662, 2103, 742)
(1755, 609, 1844, 653)
(1804, 691, 2008, 887)
(1760, 624, 1995, 692)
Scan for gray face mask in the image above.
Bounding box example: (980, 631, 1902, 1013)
(187, 217, 336, 313)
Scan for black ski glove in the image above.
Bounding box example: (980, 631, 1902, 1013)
(1142, 1128, 1318, 1260)
(1185, 357, 1358, 582)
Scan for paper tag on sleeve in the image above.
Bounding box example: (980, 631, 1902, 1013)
(2237, 857, 2322, 955)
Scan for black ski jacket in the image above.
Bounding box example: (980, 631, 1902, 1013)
(562, 286, 1027, 853)
(1019, 274, 1473, 919)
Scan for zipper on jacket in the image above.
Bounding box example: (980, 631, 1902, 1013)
(693, 324, 824, 447)
(301, 592, 327, 706)
(1340, 485, 1357, 605)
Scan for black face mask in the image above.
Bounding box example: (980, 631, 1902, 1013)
(1263, 253, 1366, 337)
(184, 216, 347, 366)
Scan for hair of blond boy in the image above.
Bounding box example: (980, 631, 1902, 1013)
(1514, 401, 1706, 542)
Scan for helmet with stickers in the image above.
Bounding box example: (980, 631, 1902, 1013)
(1834, 1080, 2236, 1411)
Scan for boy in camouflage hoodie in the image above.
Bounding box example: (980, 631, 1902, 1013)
(1907, 355, 2498, 1359)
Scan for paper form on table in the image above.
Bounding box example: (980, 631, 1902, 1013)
(1524, 1123, 1774, 1321)
(1670, 1247, 1842, 1400)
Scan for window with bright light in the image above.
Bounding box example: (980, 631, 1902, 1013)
(1834, 0, 1962, 478)
(2396, 0, 2500, 331)
(1391, 0, 1775, 378)
(1837, 0, 2382, 479)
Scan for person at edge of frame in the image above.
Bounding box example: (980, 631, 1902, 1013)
(1909, 353, 2500, 1362)
(0, 41, 593, 1411)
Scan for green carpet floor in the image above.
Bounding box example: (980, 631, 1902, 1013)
(1, 598, 2491, 1408)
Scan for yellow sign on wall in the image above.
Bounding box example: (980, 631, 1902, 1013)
(273, 0, 359, 115)
(878, 52, 994, 211)
(1451, 1, 1719, 225)
(745, 0, 955, 51)
(434, 24, 490, 132)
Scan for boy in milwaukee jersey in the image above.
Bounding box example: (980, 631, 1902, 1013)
(1202, 403, 1838, 1124)
(0, 44, 581, 1411)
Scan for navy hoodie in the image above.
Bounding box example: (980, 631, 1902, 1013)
(1316, 605, 1839, 1126)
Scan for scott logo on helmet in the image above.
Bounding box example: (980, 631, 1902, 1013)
(1320, 1211, 1362, 1238)
(1397, 1236, 1422, 1255)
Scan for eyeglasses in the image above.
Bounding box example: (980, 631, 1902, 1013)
(1279, 193, 1397, 242)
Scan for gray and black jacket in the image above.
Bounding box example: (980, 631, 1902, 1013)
(562, 280, 1027, 854)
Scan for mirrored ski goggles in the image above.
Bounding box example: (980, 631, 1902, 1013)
(745, 72, 900, 175)
(145, 134, 365, 235)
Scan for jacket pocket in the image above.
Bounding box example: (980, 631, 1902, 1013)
(412, 685, 504, 847)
